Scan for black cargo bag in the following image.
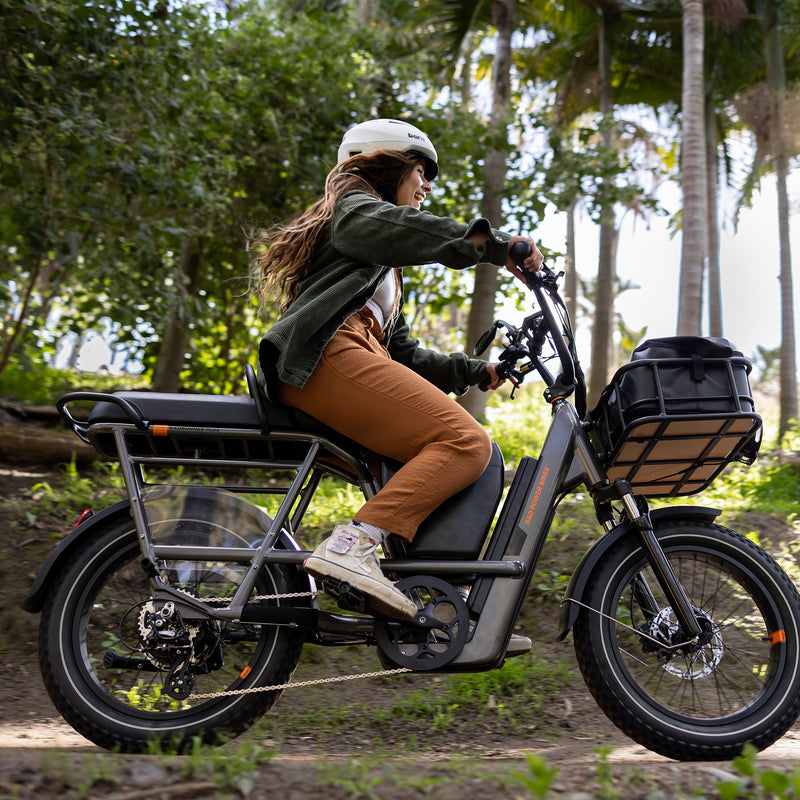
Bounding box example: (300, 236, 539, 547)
(588, 336, 762, 497)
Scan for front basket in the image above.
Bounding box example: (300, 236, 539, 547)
(589, 355, 762, 497)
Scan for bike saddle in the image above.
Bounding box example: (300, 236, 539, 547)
(85, 367, 343, 443)
(81, 368, 363, 464)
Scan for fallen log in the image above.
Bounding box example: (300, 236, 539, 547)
(0, 424, 98, 465)
(0, 398, 61, 421)
(777, 450, 800, 472)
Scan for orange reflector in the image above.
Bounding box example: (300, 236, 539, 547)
(152, 424, 169, 437)
(770, 630, 787, 646)
(239, 665, 252, 679)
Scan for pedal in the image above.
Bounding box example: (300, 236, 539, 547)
(321, 576, 368, 613)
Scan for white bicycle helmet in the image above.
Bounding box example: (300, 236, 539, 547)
(337, 118, 439, 180)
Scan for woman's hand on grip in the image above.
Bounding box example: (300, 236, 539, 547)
(484, 363, 505, 390)
(506, 236, 542, 284)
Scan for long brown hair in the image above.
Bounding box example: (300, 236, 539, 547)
(251, 149, 422, 314)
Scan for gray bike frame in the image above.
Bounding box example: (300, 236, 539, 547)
(89, 317, 698, 671)
(98, 390, 606, 670)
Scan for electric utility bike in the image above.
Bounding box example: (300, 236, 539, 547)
(22, 244, 800, 761)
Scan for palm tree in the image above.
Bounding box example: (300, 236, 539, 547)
(761, 0, 798, 442)
(414, 0, 523, 420)
(459, 0, 519, 420)
(676, 0, 707, 335)
(530, 0, 673, 402)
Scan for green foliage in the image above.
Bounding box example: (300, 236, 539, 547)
(391, 654, 572, 734)
(317, 759, 385, 800)
(0, 0, 419, 390)
(712, 743, 800, 799)
(24, 457, 123, 528)
(484, 385, 552, 465)
(0, 358, 147, 405)
(593, 745, 621, 800)
(512, 753, 560, 799)
(181, 737, 273, 794)
(698, 458, 800, 518)
(280, 477, 364, 544)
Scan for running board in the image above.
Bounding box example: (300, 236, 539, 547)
(152, 545, 525, 577)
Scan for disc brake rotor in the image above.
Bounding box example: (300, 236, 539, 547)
(648, 606, 724, 679)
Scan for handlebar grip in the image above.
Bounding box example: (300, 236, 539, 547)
(509, 240, 532, 268)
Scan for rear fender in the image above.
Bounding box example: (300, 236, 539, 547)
(556, 505, 720, 641)
(21, 497, 307, 614)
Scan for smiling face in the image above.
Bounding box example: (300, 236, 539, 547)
(396, 161, 431, 209)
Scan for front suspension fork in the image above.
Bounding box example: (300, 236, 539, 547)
(599, 481, 703, 640)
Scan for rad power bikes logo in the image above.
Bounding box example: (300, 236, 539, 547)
(524, 465, 549, 526)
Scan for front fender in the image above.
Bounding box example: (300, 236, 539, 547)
(21, 490, 308, 614)
(556, 505, 721, 641)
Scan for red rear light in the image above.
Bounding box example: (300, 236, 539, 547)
(74, 509, 93, 527)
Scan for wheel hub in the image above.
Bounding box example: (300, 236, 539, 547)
(646, 606, 724, 678)
(131, 596, 224, 697)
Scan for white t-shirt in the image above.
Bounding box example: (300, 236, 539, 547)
(364, 271, 397, 330)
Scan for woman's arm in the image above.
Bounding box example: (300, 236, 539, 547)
(332, 192, 511, 269)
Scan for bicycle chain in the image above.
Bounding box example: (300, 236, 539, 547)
(193, 667, 412, 700)
(168, 588, 413, 700)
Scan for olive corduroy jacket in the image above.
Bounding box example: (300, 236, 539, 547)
(257, 191, 511, 401)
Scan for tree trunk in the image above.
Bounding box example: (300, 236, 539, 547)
(0, 254, 43, 380)
(677, 0, 707, 335)
(589, 214, 616, 406)
(587, 8, 616, 407)
(763, 0, 798, 442)
(151, 236, 205, 393)
(565, 201, 577, 326)
(0, 425, 97, 465)
(459, 0, 516, 421)
(705, 96, 723, 338)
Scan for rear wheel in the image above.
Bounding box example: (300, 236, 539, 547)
(39, 488, 306, 752)
(573, 521, 800, 761)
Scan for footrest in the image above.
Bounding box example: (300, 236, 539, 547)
(321, 576, 368, 614)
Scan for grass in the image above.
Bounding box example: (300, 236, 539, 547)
(0, 357, 148, 406)
(29, 738, 800, 799)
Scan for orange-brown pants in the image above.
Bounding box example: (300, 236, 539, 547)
(278, 310, 491, 541)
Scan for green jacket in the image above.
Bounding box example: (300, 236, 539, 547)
(257, 191, 511, 400)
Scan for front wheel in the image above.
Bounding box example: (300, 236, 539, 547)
(39, 488, 306, 753)
(573, 521, 800, 761)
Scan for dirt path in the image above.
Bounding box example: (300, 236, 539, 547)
(2, 693, 800, 799)
(3, 649, 800, 800)
(4, 461, 800, 798)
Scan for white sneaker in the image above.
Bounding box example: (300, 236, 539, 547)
(304, 525, 418, 621)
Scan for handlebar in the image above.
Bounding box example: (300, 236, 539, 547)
(478, 241, 581, 405)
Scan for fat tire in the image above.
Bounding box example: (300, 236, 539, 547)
(39, 510, 305, 753)
(572, 520, 800, 761)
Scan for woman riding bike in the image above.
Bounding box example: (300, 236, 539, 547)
(252, 118, 542, 620)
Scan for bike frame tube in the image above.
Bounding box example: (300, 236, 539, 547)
(92, 390, 704, 649)
(451, 399, 590, 668)
(99, 419, 379, 615)
(452, 396, 704, 668)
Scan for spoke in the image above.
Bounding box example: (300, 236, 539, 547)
(610, 549, 776, 721)
(83, 546, 269, 714)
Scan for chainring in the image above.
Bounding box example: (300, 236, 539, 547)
(375, 576, 469, 671)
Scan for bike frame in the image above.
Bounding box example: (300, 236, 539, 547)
(48, 265, 703, 674)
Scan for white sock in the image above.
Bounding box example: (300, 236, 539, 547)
(351, 519, 389, 543)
